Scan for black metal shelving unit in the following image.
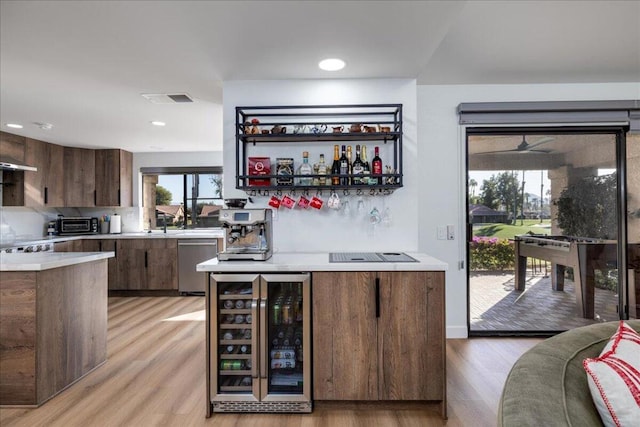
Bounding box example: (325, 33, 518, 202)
(235, 104, 403, 193)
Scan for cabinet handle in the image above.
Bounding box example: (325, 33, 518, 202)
(259, 299, 267, 378)
(144, 251, 148, 268)
(375, 277, 380, 318)
(94, 190, 97, 206)
(117, 189, 121, 205)
(44, 187, 48, 204)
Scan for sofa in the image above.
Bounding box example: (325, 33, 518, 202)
(498, 320, 640, 427)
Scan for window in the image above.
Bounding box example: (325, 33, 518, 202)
(141, 167, 223, 230)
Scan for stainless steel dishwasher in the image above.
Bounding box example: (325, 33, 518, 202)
(178, 239, 218, 294)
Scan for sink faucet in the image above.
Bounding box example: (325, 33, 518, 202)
(163, 213, 167, 234)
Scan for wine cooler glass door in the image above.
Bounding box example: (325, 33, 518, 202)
(259, 274, 311, 403)
(211, 273, 260, 401)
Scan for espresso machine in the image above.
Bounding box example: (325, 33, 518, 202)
(218, 208, 273, 261)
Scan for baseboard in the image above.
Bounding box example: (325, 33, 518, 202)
(446, 325, 468, 339)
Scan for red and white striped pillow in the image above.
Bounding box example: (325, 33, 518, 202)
(583, 321, 640, 427)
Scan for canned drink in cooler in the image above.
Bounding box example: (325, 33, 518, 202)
(220, 360, 244, 370)
(235, 300, 245, 309)
(223, 300, 234, 309)
(271, 359, 296, 369)
(245, 314, 252, 324)
(234, 314, 245, 324)
(223, 331, 234, 340)
(270, 349, 296, 359)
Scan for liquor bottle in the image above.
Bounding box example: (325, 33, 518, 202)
(361, 145, 371, 185)
(296, 151, 313, 186)
(346, 145, 353, 185)
(352, 144, 364, 185)
(339, 145, 349, 185)
(331, 145, 340, 185)
(372, 146, 383, 185)
(272, 297, 282, 325)
(317, 154, 327, 186)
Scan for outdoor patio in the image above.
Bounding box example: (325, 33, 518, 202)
(470, 269, 619, 332)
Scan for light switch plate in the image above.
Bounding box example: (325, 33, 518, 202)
(437, 226, 446, 240)
(447, 225, 455, 240)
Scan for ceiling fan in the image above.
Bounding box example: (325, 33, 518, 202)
(475, 135, 555, 155)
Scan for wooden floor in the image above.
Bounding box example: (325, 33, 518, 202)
(0, 297, 541, 427)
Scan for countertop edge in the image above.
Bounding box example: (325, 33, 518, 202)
(2, 230, 225, 248)
(1, 252, 115, 271)
(196, 252, 448, 272)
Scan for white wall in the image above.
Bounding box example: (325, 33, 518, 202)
(417, 82, 640, 338)
(223, 79, 419, 253)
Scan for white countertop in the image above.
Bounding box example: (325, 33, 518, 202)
(1, 252, 115, 271)
(4, 230, 225, 248)
(197, 252, 448, 272)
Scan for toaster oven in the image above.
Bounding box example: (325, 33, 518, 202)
(54, 217, 99, 235)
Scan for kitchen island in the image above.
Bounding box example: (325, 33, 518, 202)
(0, 251, 113, 406)
(197, 252, 448, 418)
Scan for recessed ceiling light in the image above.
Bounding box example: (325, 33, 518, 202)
(6, 123, 23, 129)
(151, 121, 166, 127)
(319, 58, 346, 71)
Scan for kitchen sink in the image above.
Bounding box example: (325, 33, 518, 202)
(329, 252, 418, 263)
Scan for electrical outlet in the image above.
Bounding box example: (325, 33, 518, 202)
(437, 226, 446, 240)
(447, 225, 455, 240)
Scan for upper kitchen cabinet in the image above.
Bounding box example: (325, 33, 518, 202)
(235, 104, 403, 193)
(95, 149, 133, 207)
(1, 131, 26, 206)
(24, 138, 65, 207)
(0, 131, 25, 163)
(1, 133, 64, 207)
(64, 147, 96, 207)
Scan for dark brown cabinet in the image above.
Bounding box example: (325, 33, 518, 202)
(95, 149, 133, 207)
(312, 271, 445, 414)
(2, 133, 133, 208)
(1, 131, 27, 206)
(24, 137, 64, 207)
(64, 147, 95, 207)
(113, 239, 177, 290)
(53, 240, 84, 252)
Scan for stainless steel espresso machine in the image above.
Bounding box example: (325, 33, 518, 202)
(218, 208, 273, 261)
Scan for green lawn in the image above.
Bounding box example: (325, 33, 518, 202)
(473, 220, 551, 239)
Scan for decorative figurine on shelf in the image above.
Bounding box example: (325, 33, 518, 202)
(250, 118, 261, 134)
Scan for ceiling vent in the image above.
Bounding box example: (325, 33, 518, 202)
(141, 93, 194, 104)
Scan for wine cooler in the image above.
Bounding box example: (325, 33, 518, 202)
(207, 273, 311, 414)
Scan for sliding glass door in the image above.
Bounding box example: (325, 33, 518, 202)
(467, 127, 632, 335)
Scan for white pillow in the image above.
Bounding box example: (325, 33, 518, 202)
(583, 321, 640, 427)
